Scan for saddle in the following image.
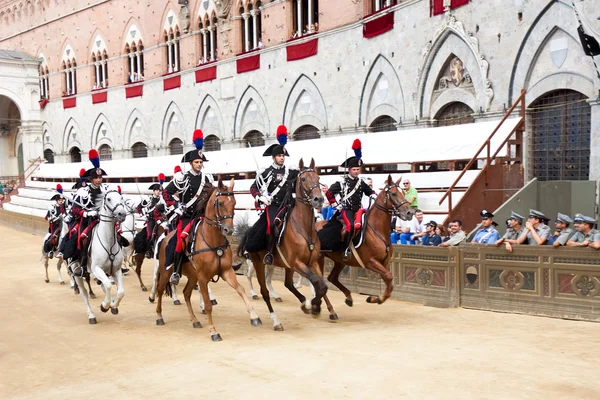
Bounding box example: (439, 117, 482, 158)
(338, 211, 367, 249)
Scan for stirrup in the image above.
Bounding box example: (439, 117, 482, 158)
(144, 250, 152, 259)
(263, 252, 274, 266)
(170, 272, 181, 285)
(48, 251, 54, 259)
(70, 262, 84, 278)
(57, 252, 63, 259)
(343, 248, 351, 261)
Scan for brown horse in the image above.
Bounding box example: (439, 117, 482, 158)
(153, 178, 260, 341)
(131, 225, 165, 292)
(316, 175, 413, 307)
(238, 158, 329, 330)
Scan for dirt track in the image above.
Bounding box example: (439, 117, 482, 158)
(1, 224, 599, 399)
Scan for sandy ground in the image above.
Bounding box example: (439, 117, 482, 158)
(1, 224, 599, 400)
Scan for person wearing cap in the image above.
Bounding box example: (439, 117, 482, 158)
(249, 125, 299, 265)
(567, 214, 600, 248)
(421, 221, 442, 246)
(516, 209, 551, 246)
(163, 130, 215, 285)
(137, 174, 167, 259)
(550, 213, 575, 247)
(324, 139, 376, 259)
(495, 211, 525, 251)
(472, 210, 500, 244)
(43, 184, 67, 257)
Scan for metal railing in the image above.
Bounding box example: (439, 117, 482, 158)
(1, 157, 43, 205)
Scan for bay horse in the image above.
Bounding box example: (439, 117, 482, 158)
(153, 178, 260, 341)
(73, 190, 127, 324)
(42, 215, 68, 285)
(237, 158, 329, 330)
(316, 176, 413, 307)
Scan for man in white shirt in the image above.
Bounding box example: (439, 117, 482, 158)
(398, 209, 425, 244)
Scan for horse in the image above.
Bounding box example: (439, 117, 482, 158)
(41, 215, 68, 285)
(237, 158, 329, 330)
(153, 178, 260, 341)
(245, 259, 282, 302)
(315, 175, 413, 308)
(120, 199, 138, 274)
(72, 190, 127, 324)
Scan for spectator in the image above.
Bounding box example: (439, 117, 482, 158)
(436, 224, 449, 242)
(439, 219, 466, 247)
(472, 210, 500, 244)
(314, 22, 319, 32)
(567, 214, 600, 248)
(422, 221, 442, 246)
(495, 211, 525, 252)
(362, 177, 375, 209)
(257, 38, 263, 49)
(390, 215, 411, 244)
(0, 182, 4, 193)
(398, 209, 425, 244)
(516, 209, 551, 246)
(402, 179, 418, 209)
(550, 213, 575, 247)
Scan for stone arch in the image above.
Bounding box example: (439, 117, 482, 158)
(89, 29, 108, 58)
(509, 1, 599, 104)
(91, 113, 115, 149)
(62, 118, 82, 153)
(234, 86, 270, 139)
(196, 94, 225, 140)
(161, 5, 180, 34)
(124, 109, 148, 149)
(42, 121, 54, 151)
(161, 101, 186, 147)
(0, 88, 27, 121)
(59, 39, 76, 63)
(359, 55, 404, 126)
(122, 17, 144, 49)
(283, 74, 328, 135)
(416, 14, 493, 119)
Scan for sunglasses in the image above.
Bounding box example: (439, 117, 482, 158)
(403, 182, 410, 185)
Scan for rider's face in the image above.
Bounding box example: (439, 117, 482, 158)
(190, 159, 203, 173)
(349, 167, 361, 178)
(273, 154, 285, 166)
(153, 189, 161, 197)
(91, 177, 102, 187)
(57, 198, 64, 205)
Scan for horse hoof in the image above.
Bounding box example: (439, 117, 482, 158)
(251, 318, 263, 327)
(148, 296, 155, 303)
(201, 309, 207, 315)
(193, 321, 202, 329)
(141, 287, 148, 292)
(194, 285, 199, 290)
(211, 299, 218, 306)
(345, 298, 353, 307)
(111, 308, 119, 315)
(44, 279, 49, 283)
(156, 319, 165, 326)
(329, 314, 339, 321)
(173, 300, 181, 306)
(59, 281, 66, 285)
(74, 288, 80, 295)
(89, 318, 97, 324)
(211, 333, 223, 342)
(311, 308, 321, 318)
(95, 279, 102, 286)
(90, 292, 96, 299)
(100, 304, 109, 313)
(273, 324, 284, 331)
(274, 297, 283, 303)
(301, 304, 311, 314)
(252, 295, 259, 300)
(366, 296, 382, 304)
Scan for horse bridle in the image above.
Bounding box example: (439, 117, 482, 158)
(295, 168, 321, 206)
(374, 183, 409, 218)
(204, 190, 235, 231)
(99, 190, 126, 222)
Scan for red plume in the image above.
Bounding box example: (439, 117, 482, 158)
(117, 185, 122, 194)
(79, 168, 86, 177)
(158, 173, 165, 181)
(174, 165, 182, 174)
(352, 139, 361, 150)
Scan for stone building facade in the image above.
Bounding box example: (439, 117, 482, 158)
(0, 0, 599, 181)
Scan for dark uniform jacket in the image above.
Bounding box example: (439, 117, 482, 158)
(326, 176, 375, 212)
(163, 171, 214, 219)
(250, 164, 299, 207)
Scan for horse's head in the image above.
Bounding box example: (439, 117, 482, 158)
(207, 177, 236, 236)
(102, 190, 127, 223)
(297, 158, 324, 210)
(378, 175, 413, 221)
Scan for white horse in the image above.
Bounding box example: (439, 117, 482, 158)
(245, 259, 316, 301)
(41, 215, 69, 285)
(73, 190, 127, 324)
(120, 199, 137, 272)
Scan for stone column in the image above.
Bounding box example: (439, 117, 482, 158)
(20, 120, 44, 165)
(297, 0, 302, 37)
(307, 0, 312, 33)
(251, 10, 258, 48)
(129, 54, 135, 79)
(95, 63, 100, 87)
(375, 0, 381, 12)
(102, 62, 107, 87)
(242, 13, 250, 52)
(201, 29, 208, 62)
(210, 25, 216, 61)
(136, 52, 142, 76)
(167, 41, 173, 73)
(65, 71, 71, 94)
(44, 77, 49, 98)
(174, 40, 179, 71)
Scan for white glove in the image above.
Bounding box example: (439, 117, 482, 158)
(173, 207, 183, 216)
(64, 215, 72, 224)
(258, 195, 272, 206)
(335, 203, 343, 211)
(84, 210, 98, 218)
(160, 221, 168, 229)
(370, 193, 378, 200)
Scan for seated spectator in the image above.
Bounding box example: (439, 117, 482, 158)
(362, 177, 375, 209)
(439, 219, 466, 247)
(436, 224, 449, 242)
(402, 179, 418, 209)
(314, 22, 319, 32)
(567, 214, 600, 248)
(390, 215, 411, 244)
(550, 213, 575, 247)
(471, 210, 500, 244)
(422, 221, 442, 246)
(516, 209, 551, 246)
(398, 209, 425, 245)
(495, 211, 525, 252)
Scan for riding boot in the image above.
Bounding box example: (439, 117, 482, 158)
(170, 251, 183, 285)
(343, 232, 353, 261)
(263, 234, 275, 266)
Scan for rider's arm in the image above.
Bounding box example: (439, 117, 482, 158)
(250, 169, 267, 198)
(163, 179, 180, 207)
(325, 181, 341, 205)
(361, 179, 375, 197)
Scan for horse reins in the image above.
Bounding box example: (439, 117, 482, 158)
(94, 191, 126, 269)
(366, 183, 410, 254)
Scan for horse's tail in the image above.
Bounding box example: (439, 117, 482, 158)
(236, 231, 248, 258)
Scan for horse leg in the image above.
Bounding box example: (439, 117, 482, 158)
(221, 266, 261, 327)
(171, 284, 181, 306)
(182, 263, 200, 328)
(293, 272, 303, 288)
(365, 258, 393, 304)
(324, 258, 353, 307)
(252, 254, 282, 331)
(198, 278, 221, 341)
(134, 253, 147, 291)
(92, 266, 112, 313)
(149, 258, 160, 303)
(56, 257, 65, 285)
(155, 269, 167, 326)
(282, 268, 309, 314)
(208, 284, 217, 305)
(266, 265, 282, 302)
(43, 254, 50, 283)
(110, 267, 125, 313)
(292, 260, 328, 317)
(87, 275, 96, 299)
(74, 275, 97, 324)
(245, 261, 259, 300)
(308, 260, 337, 321)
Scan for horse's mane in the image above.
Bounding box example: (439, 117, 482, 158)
(192, 183, 218, 216)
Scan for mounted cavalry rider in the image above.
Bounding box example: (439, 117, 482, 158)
(324, 139, 376, 259)
(56, 169, 87, 259)
(43, 184, 67, 257)
(163, 129, 214, 285)
(250, 125, 298, 266)
(136, 173, 168, 258)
